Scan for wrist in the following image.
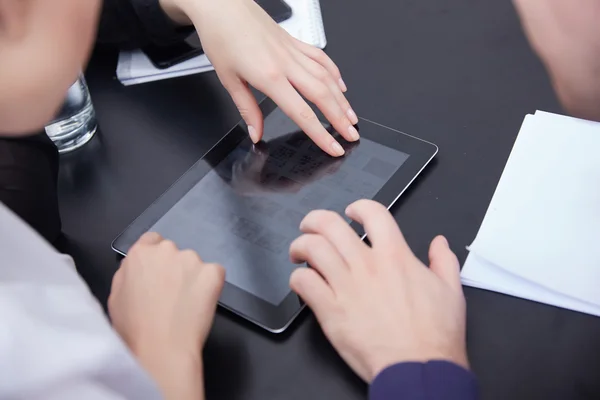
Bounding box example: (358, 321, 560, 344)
(135, 345, 204, 400)
(131, 336, 203, 368)
(158, 0, 194, 25)
(164, 0, 249, 29)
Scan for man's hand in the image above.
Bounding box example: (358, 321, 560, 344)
(289, 200, 468, 382)
(160, 0, 359, 157)
(109, 232, 225, 400)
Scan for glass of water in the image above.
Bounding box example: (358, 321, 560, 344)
(45, 74, 98, 153)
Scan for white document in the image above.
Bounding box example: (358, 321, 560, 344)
(461, 253, 600, 317)
(116, 0, 327, 86)
(462, 111, 600, 316)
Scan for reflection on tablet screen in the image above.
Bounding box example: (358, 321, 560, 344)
(150, 109, 410, 305)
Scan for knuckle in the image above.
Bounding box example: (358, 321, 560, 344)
(221, 77, 239, 92)
(293, 234, 318, 254)
(313, 209, 344, 231)
(127, 245, 142, 258)
(289, 268, 303, 288)
(228, 81, 248, 97)
(180, 249, 202, 263)
(337, 114, 350, 127)
(204, 263, 226, 282)
(289, 236, 305, 255)
(331, 65, 342, 78)
(332, 68, 342, 80)
(237, 106, 252, 120)
(327, 297, 346, 317)
(159, 239, 178, 253)
(372, 208, 394, 226)
(301, 234, 320, 248)
(141, 231, 162, 242)
(303, 209, 321, 224)
(315, 50, 341, 75)
(321, 304, 348, 335)
(263, 66, 285, 82)
(312, 48, 327, 63)
(313, 65, 329, 81)
(289, 236, 302, 253)
(308, 235, 331, 255)
(353, 199, 388, 216)
(311, 84, 331, 102)
(390, 237, 415, 260)
(298, 106, 318, 123)
(340, 98, 352, 110)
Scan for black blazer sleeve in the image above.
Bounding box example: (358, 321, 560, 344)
(96, 0, 194, 49)
(0, 134, 61, 246)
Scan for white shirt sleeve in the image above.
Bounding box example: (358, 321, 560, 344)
(0, 203, 162, 400)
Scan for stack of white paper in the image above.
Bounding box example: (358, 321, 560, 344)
(461, 111, 600, 317)
(116, 0, 327, 86)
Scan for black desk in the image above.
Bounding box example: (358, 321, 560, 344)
(58, 0, 600, 399)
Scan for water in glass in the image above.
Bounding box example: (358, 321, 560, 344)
(45, 74, 98, 153)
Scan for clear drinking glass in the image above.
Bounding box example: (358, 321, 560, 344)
(45, 74, 98, 153)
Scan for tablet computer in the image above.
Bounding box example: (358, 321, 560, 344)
(112, 98, 437, 333)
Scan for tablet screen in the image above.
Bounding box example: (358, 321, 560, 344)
(150, 109, 409, 305)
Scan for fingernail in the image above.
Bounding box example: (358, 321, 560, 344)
(438, 236, 449, 247)
(347, 108, 358, 125)
(331, 141, 345, 156)
(348, 125, 360, 141)
(339, 78, 348, 92)
(248, 125, 258, 143)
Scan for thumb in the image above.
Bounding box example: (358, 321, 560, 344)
(226, 79, 264, 143)
(428, 235, 462, 293)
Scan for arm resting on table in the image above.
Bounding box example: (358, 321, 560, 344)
(369, 361, 479, 400)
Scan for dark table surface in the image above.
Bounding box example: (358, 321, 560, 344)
(58, 0, 600, 399)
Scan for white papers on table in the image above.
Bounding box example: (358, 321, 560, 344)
(461, 111, 600, 317)
(116, 0, 327, 86)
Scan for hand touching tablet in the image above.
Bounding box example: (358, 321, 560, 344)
(109, 232, 225, 400)
(160, 0, 359, 156)
(289, 200, 469, 382)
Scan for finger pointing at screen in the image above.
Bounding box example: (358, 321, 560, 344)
(161, 0, 359, 156)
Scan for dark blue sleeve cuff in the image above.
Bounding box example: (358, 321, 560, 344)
(369, 361, 479, 400)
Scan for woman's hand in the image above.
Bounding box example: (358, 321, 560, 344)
(109, 232, 225, 400)
(162, 0, 359, 157)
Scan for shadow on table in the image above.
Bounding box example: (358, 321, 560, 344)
(306, 316, 367, 393)
(210, 307, 366, 397)
(56, 233, 114, 310)
(203, 331, 249, 399)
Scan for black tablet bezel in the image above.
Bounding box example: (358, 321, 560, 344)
(112, 98, 437, 333)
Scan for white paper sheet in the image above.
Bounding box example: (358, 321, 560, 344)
(462, 111, 600, 314)
(462, 253, 600, 317)
(468, 112, 600, 307)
